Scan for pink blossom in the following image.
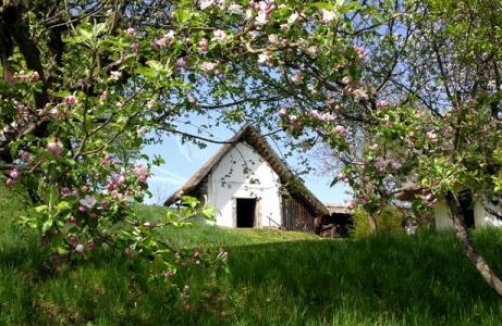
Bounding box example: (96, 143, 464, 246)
(18, 150, 30, 162)
(288, 11, 299, 24)
(110, 70, 122, 80)
(88, 242, 96, 251)
(391, 161, 402, 171)
(325, 98, 336, 106)
(78, 205, 86, 213)
(124, 247, 132, 257)
(257, 51, 273, 65)
(47, 139, 64, 157)
(137, 174, 148, 183)
(101, 200, 110, 209)
(9, 168, 20, 180)
(50, 107, 62, 119)
(106, 178, 117, 190)
(134, 163, 148, 184)
(268, 34, 279, 44)
(278, 107, 287, 117)
(309, 110, 321, 120)
(291, 72, 302, 84)
(69, 216, 77, 224)
(376, 99, 390, 108)
(60, 187, 72, 197)
(75, 243, 85, 253)
(320, 9, 336, 24)
(63, 95, 77, 104)
(200, 61, 217, 74)
(321, 112, 336, 122)
(374, 156, 386, 173)
(32, 71, 40, 82)
(255, 12, 269, 25)
(427, 131, 438, 142)
(132, 42, 140, 52)
(176, 57, 187, 70)
(347, 199, 356, 209)
(6, 178, 14, 188)
(289, 115, 298, 123)
(334, 125, 346, 135)
(358, 196, 369, 205)
(69, 234, 77, 244)
(336, 172, 349, 183)
(354, 46, 366, 59)
(228, 3, 243, 14)
(125, 27, 136, 36)
(80, 195, 96, 209)
(212, 29, 229, 42)
(305, 46, 318, 59)
(118, 173, 126, 184)
(198, 38, 209, 54)
(111, 190, 123, 200)
(152, 31, 175, 49)
(188, 96, 197, 106)
(352, 88, 368, 101)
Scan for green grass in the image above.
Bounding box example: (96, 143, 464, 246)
(1, 187, 502, 325)
(133, 205, 319, 249)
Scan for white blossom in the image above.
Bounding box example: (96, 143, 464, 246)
(320, 9, 336, 24)
(79, 195, 97, 209)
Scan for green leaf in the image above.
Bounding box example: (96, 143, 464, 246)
(77, 26, 93, 41)
(42, 220, 53, 233)
(35, 205, 48, 214)
(201, 207, 216, 221)
(136, 66, 156, 79)
(311, 2, 335, 10)
(94, 23, 108, 36)
(57, 201, 72, 212)
(181, 196, 199, 209)
(147, 60, 163, 72)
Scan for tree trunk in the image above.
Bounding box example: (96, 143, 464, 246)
(367, 214, 378, 233)
(445, 191, 502, 297)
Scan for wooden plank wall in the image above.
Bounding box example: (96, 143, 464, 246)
(282, 196, 316, 232)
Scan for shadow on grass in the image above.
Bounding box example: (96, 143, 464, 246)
(218, 231, 502, 325)
(1, 225, 502, 325)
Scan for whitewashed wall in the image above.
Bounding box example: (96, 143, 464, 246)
(474, 201, 502, 227)
(206, 143, 282, 228)
(434, 200, 453, 230)
(435, 199, 502, 230)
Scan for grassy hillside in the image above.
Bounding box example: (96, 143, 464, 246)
(1, 186, 502, 325)
(133, 204, 320, 249)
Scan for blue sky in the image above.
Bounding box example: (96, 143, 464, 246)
(141, 122, 352, 206)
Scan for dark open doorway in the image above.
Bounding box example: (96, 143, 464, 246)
(236, 198, 256, 228)
(459, 190, 475, 228)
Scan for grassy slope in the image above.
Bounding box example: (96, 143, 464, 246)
(1, 186, 502, 325)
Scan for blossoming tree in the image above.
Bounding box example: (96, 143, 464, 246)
(181, 0, 502, 296)
(2, 0, 502, 295)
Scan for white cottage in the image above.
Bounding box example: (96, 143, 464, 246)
(432, 197, 502, 230)
(163, 125, 329, 230)
(397, 186, 502, 230)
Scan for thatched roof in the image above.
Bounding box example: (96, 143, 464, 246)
(163, 125, 329, 216)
